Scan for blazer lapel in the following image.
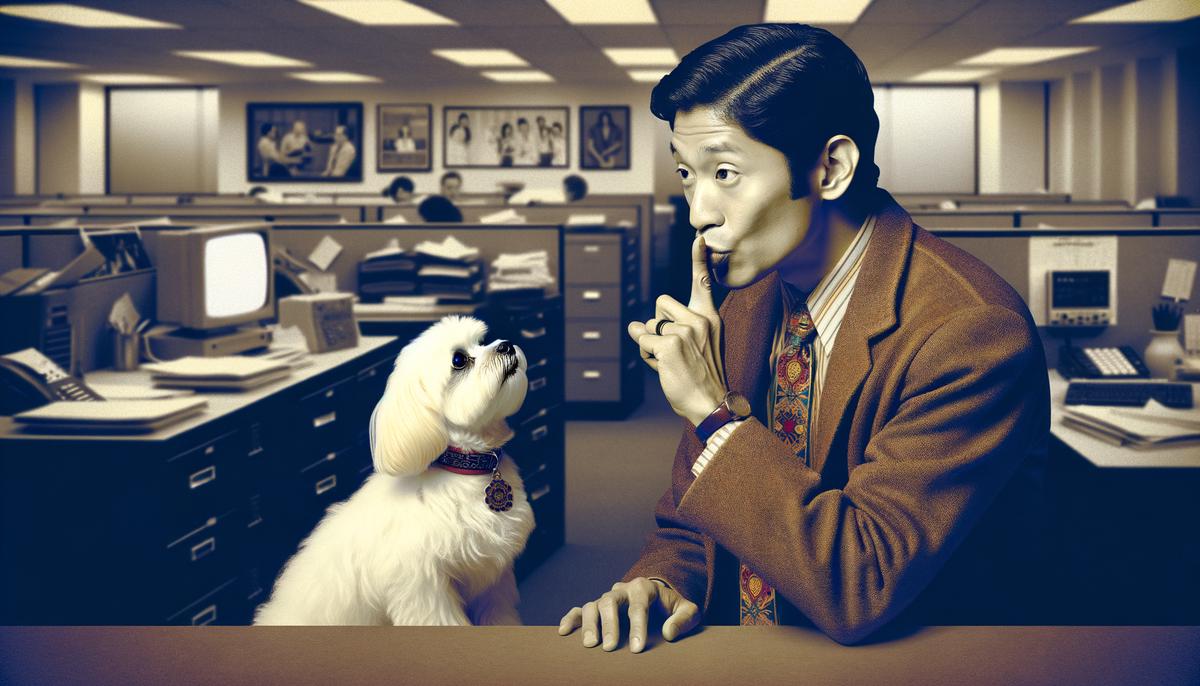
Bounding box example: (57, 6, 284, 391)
(722, 272, 781, 426)
(809, 193, 913, 473)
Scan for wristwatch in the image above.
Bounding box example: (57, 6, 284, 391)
(695, 391, 751, 443)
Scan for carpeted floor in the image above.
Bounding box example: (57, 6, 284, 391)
(516, 373, 680, 626)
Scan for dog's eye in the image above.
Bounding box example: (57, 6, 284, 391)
(451, 351, 469, 370)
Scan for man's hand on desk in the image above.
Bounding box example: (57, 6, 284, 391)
(558, 577, 701, 653)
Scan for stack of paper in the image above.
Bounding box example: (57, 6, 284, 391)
(14, 397, 208, 433)
(1063, 399, 1200, 447)
(413, 236, 485, 303)
(478, 208, 526, 224)
(142, 356, 292, 391)
(489, 250, 554, 298)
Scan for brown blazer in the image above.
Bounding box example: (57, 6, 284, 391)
(622, 191, 1051, 644)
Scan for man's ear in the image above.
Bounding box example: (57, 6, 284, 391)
(816, 135, 860, 201)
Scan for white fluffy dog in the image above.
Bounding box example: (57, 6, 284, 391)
(254, 316, 536, 625)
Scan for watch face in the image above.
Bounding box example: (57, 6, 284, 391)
(725, 392, 751, 418)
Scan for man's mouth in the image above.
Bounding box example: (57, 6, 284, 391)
(709, 250, 731, 282)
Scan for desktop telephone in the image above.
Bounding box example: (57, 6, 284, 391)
(0, 347, 104, 415)
(1058, 344, 1150, 379)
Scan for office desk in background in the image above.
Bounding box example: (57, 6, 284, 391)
(1, 625, 1198, 686)
(1045, 371, 1200, 625)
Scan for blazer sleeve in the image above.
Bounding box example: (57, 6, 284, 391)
(673, 304, 1048, 644)
(620, 422, 715, 613)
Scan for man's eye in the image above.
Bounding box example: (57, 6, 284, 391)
(676, 168, 690, 180)
(452, 351, 469, 370)
(716, 168, 738, 181)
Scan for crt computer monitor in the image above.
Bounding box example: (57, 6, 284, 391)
(155, 223, 274, 332)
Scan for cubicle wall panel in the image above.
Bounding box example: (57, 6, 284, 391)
(26, 232, 82, 269)
(1019, 213, 1153, 228)
(0, 234, 21, 272)
(911, 212, 1015, 229)
(1156, 212, 1200, 227)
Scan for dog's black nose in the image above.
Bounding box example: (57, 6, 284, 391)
(496, 340, 513, 355)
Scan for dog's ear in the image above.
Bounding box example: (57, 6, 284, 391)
(371, 355, 448, 477)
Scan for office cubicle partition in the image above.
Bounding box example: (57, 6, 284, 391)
(934, 226, 1200, 368)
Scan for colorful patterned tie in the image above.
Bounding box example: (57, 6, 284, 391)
(739, 304, 816, 625)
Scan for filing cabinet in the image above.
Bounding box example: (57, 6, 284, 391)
(0, 337, 403, 625)
(564, 227, 643, 417)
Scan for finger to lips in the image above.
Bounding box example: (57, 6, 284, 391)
(689, 235, 717, 315)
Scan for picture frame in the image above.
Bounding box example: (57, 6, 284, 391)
(247, 102, 364, 182)
(377, 103, 432, 172)
(580, 105, 630, 171)
(443, 106, 569, 169)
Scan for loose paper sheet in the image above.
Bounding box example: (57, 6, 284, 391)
(308, 235, 344, 272)
(1162, 258, 1197, 302)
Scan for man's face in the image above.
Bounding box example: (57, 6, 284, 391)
(442, 177, 461, 197)
(518, 122, 529, 135)
(334, 126, 347, 143)
(671, 107, 816, 288)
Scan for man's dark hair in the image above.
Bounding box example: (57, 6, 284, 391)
(440, 171, 462, 185)
(517, 117, 528, 126)
(418, 195, 463, 223)
(248, 185, 268, 196)
(563, 174, 588, 201)
(260, 123, 274, 136)
(651, 23, 880, 203)
(383, 175, 414, 199)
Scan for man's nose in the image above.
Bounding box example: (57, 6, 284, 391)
(689, 183, 722, 232)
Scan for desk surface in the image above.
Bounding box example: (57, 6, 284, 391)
(0, 336, 397, 443)
(1, 626, 1197, 686)
(1048, 371, 1200, 468)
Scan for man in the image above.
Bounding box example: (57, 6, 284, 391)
(514, 118, 537, 166)
(280, 120, 310, 171)
(440, 171, 463, 200)
(321, 125, 356, 177)
(559, 23, 1049, 651)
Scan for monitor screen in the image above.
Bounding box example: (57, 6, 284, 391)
(204, 232, 269, 318)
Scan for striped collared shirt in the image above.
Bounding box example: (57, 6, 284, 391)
(692, 213, 877, 477)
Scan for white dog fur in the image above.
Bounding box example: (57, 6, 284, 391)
(254, 316, 536, 625)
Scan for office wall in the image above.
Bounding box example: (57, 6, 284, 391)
(1177, 46, 1200, 205)
(217, 83, 657, 197)
(0, 80, 15, 196)
(77, 84, 104, 195)
(978, 84, 1000, 193)
(997, 82, 1045, 193)
(108, 87, 219, 194)
(35, 84, 79, 194)
(876, 86, 975, 194)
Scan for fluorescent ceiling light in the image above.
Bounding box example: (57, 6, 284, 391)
(545, 0, 657, 24)
(628, 68, 668, 83)
(288, 71, 381, 83)
(80, 73, 186, 84)
(1070, 0, 1200, 23)
(603, 47, 678, 66)
(0, 4, 179, 28)
(432, 49, 528, 67)
(0, 55, 79, 68)
(907, 68, 998, 83)
(297, 0, 456, 25)
(958, 47, 1098, 67)
(481, 70, 554, 83)
(764, 0, 873, 23)
(174, 51, 312, 68)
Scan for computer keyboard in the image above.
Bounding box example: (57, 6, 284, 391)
(1065, 381, 1194, 409)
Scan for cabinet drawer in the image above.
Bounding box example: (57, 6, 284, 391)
(161, 430, 242, 533)
(297, 377, 355, 452)
(293, 445, 355, 527)
(565, 235, 622, 284)
(160, 507, 241, 606)
(566, 321, 622, 359)
(566, 361, 622, 402)
(507, 405, 561, 471)
(165, 576, 243, 626)
(566, 286, 622, 319)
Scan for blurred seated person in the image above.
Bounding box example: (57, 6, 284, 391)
(418, 195, 463, 223)
(383, 175, 424, 204)
(507, 174, 589, 206)
(440, 171, 463, 201)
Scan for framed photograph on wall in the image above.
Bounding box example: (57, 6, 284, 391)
(580, 105, 630, 170)
(377, 103, 432, 171)
(247, 102, 363, 182)
(443, 106, 569, 168)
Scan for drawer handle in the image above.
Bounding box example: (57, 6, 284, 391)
(582, 290, 602, 300)
(188, 465, 216, 490)
(582, 330, 601, 340)
(530, 485, 551, 502)
(531, 425, 548, 441)
(530, 357, 549, 370)
(583, 370, 602, 379)
(325, 388, 336, 399)
(626, 360, 637, 370)
(626, 252, 636, 261)
(313, 411, 337, 429)
(190, 537, 216, 562)
(316, 475, 337, 495)
(204, 445, 215, 456)
(520, 327, 547, 339)
(530, 377, 547, 391)
(192, 604, 217, 626)
(583, 244, 601, 253)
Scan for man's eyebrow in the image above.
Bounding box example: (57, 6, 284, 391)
(701, 141, 739, 155)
